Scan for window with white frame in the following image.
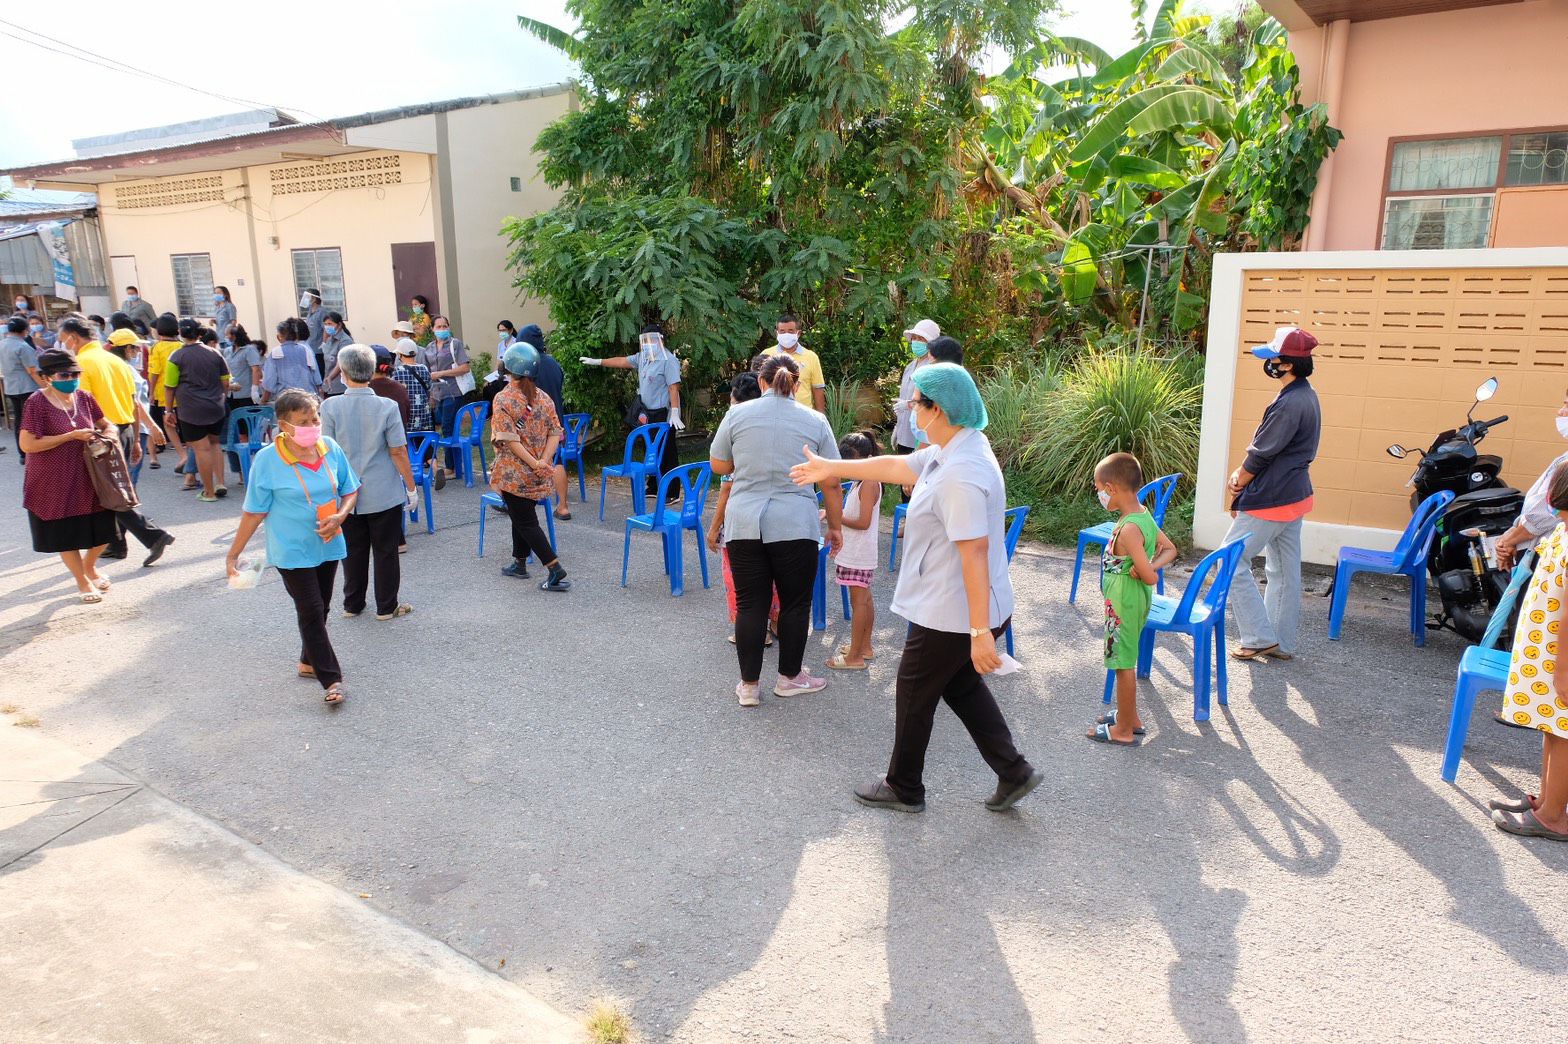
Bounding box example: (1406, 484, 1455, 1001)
(1381, 130, 1568, 250)
(170, 253, 215, 316)
(291, 247, 346, 317)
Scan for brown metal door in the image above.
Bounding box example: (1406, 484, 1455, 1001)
(390, 242, 439, 320)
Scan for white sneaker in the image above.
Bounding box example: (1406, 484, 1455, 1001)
(736, 682, 760, 708)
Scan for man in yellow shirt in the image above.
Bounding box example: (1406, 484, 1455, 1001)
(762, 313, 827, 412)
(147, 313, 183, 469)
(56, 317, 175, 565)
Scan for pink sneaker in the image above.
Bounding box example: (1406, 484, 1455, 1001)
(773, 672, 827, 698)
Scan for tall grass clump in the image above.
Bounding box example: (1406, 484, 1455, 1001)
(823, 377, 863, 438)
(1021, 344, 1202, 495)
(978, 360, 1060, 472)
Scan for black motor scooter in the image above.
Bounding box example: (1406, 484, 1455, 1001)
(1386, 377, 1524, 644)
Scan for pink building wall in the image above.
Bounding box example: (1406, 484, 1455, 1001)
(1289, 0, 1568, 251)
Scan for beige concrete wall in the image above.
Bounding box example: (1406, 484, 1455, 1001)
(441, 92, 572, 344)
(96, 152, 437, 341)
(1289, 1, 1568, 251)
(96, 170, 254, 329)
(244, 150, 437, 340)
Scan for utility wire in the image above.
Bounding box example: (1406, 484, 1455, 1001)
(0, 16, 325, 123)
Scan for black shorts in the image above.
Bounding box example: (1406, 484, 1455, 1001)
(177, 418, 225, 442)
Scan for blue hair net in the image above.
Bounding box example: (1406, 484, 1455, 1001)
(912, 362, 987, 431)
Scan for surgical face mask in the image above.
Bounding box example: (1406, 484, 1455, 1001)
(776, 332, 799, 350)
(411, 303, 424, 314)
(1556, 415, 1568, 441)
(639, 332, 666, 360)
(29, 325, 43, 336)
(214, 292, 225, 302)
(299, 292, 314, 309)
(15, 299, 28, 310)
(434, 328, 452, 341)
(909, 338, 928, 357)
(286, 422, 322, 445)
(50, 378, 80, 394)
(499, 332, 510, 344)
(324, 325, 338, 337)
(1096, 488, 1112, 511)
(126, 293, 139, 302)
(127, 353, 142, 369)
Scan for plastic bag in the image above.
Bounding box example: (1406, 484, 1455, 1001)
(228, 547, 268, 590)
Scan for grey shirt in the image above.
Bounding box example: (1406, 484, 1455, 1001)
(624, 351, 681, 411)
(212, 300, 237, 340)
(1, 334, 40, 394)
(892, 355, 932, 449)
(426, 338, 470, 402)
(889, 427, 1015, 633)
(319, 330, 353, 394)
(321, 387, 409, 515)
(709, 390, 840, 543)
(121, 298, 157, 328)
(304, 306, 327, 350)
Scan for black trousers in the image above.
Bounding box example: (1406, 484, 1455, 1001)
(278, 561, 342, 687)
(728, 538, 817, 682)
(885, 621, 1032, 804)
(641, 406, 680, 494)
(501, 490, 557, 566)
(6, 393, 28, 457)
(110, 425, 169, 555)
(341, 505, 403, 616)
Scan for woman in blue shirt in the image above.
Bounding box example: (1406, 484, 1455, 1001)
(225, 388, 361, 704)
(260, 317, 321, 403)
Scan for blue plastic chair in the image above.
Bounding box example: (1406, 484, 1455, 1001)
(405, 431, 438, 534)
(558, 412, 592, 502)
(622, 462, 712, 596)
(1440, 551, 1536, 782)
(812, 483, 856, 630)
(222, 405, 274, 484)
(1069, 473, 1181, 603)
(1002, 505, 1031, 657)
(888, 503, 908, 571)
(1102, 537, 1248, 721)
(1328, 489, 1455, 645)
(437, 401, 489, 488)
(477, 491, 556, 560)
(599, 422, 672, 521)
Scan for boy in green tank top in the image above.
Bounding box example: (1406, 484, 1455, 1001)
(1090, 452, 1178, 746)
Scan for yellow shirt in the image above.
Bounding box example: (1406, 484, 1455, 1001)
(149, 339, 180, 406)
(74, 342, 138, 426)
(762, 345, 826, 409)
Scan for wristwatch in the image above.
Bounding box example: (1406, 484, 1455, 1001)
(969, 627, 988, 638)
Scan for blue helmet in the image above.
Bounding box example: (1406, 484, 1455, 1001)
(503, 342, 540, 378)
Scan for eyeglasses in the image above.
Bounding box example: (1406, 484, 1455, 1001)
(909, 395, 930, 410)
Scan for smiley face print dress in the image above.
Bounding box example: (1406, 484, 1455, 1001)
(1503, 522, 1568, 736)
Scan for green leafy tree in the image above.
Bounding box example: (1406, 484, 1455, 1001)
(506, 0, 1060, 425)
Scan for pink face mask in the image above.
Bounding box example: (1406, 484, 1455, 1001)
(289, 424, 322, 445)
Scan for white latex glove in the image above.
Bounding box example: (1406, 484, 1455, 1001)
(579, 357, 602, 366)
(670, 406, 685, 431)
(405, 488, 418, 512)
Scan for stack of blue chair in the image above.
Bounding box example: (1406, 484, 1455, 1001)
(1069, 473, 1182, 602)
(1100, 537, 1248, 721)
(599, 422, 671, 521)
(222, 405, 275, 485)
(1001, 505, 1030, 656)
(622, 462, 712, 596)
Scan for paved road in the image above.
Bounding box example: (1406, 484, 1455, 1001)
(1, 456, 1565, 1042)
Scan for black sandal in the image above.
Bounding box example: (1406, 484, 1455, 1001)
(323, 683, 345, 704)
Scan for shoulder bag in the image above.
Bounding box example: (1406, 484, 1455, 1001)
(83, 431, 140, 512)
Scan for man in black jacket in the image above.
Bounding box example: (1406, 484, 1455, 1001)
(1224, 326, 1321, 662)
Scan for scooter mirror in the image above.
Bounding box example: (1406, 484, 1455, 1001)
(1386, 444, 1408, 459)
(1475, 377, 1499, 402)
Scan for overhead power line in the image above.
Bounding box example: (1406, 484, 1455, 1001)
(0, 16, 324, 123)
